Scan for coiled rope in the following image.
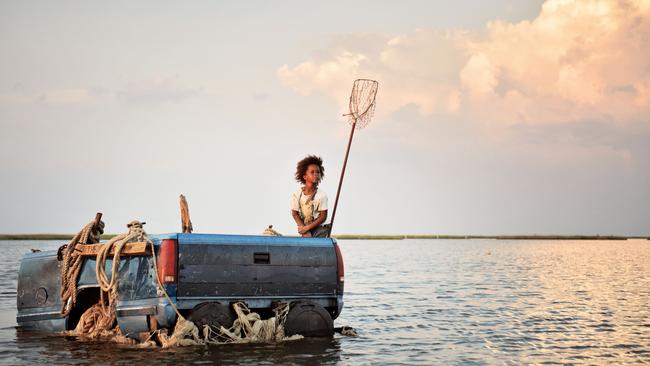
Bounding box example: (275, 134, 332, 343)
(60, 220, 103, 316)
(70, 220, 161, 341)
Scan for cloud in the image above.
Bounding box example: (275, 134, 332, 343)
(0, 77, 202, 107)
(278, 0, 650, 126)
(277, 51, 372, 107)
(117, 77, 203, 105)
(0, 87, 106, 105)
(41, 88, 95, 104)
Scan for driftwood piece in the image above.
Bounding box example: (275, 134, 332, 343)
(77, 242, 150, 257)
(180, 194, 193, 233)
(93, 212, 103, 232)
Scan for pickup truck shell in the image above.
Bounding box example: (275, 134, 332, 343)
(16, 233, 344, 337)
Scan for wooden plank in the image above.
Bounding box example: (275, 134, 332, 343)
(77, 241, 150, 257)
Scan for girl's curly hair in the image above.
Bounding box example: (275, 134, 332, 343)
(295, 155, 325, 184)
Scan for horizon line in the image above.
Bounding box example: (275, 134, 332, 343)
(1, 233, 648, 241)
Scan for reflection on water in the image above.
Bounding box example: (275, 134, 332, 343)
(8, 329, 341, 365)
(1, 239, 649, 364)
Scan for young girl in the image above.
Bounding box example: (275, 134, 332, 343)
(291, 155, 329, 237)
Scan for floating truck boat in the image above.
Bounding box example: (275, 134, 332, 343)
(17, 233, 345, 339)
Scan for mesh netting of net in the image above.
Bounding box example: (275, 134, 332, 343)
(346, 79, 378, 129)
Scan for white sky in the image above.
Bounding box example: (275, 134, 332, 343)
(1, 0, 648, 236)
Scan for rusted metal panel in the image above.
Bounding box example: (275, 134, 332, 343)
(17, 252, 62, 310)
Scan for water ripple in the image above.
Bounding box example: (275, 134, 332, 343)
(1, 239, 650, 364)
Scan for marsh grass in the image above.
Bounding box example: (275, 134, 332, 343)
(0, 234, 117, 241)
(330, 234, 646, 240)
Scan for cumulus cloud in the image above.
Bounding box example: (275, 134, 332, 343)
(277, 51, 373, 107)
(278, 0, 650, 126)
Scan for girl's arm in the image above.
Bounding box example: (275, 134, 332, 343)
(301, 210, 328, 233)
(292, 210, 309, 236)
(291, 210, 304, 225)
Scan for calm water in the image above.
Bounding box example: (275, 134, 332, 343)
(1, 239, 649, 365)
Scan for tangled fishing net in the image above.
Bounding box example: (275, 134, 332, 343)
(158, 302, 302, 348)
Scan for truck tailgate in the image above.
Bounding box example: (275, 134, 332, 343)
(176, 234, 337, 298)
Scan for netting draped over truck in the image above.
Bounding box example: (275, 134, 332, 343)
(158, 302, 301, 348)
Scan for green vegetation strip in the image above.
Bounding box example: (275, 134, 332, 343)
(335, 234, 647, 240)
(0, 234, 118, 241)
(332, 235, 406, 240)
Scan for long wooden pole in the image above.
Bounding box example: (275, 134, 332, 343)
(328, 121, 357, 237)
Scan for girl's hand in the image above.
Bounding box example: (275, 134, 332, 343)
(298, 225, 310, 235)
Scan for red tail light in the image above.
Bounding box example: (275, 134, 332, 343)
(158, 239, 177, 284)
(334, 243, 344, 292)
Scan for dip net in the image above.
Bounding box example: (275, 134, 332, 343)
(328, 78, 379, 237)
(345, 79, 378, 129)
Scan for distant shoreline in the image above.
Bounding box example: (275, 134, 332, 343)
(0, 234, 648, 241)
(334, 234, 650, 240)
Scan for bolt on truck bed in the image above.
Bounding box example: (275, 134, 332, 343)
(17, 233, 344, 338)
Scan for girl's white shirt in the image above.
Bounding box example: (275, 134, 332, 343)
(290, 187, 329, 222)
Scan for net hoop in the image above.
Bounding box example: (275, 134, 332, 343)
(345, 79, 378, 129)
